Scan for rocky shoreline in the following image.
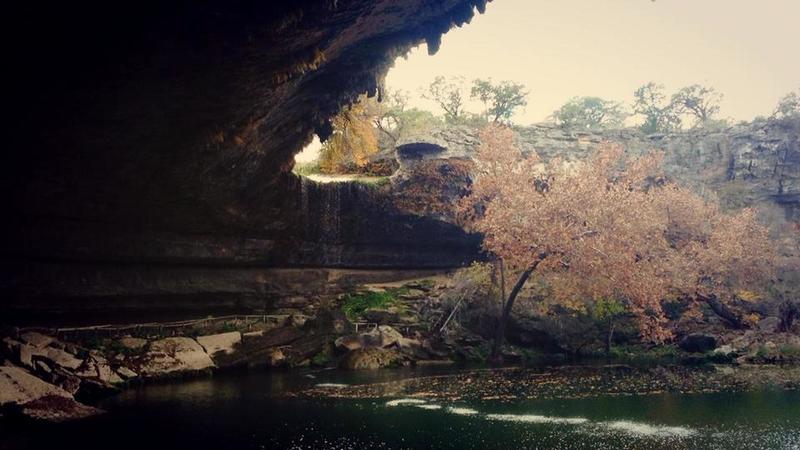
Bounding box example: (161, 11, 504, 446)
(2, 278, 799, 423)
(0, 287, 441, 422)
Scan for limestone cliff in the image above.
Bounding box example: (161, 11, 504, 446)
(393, 120, 800, 238)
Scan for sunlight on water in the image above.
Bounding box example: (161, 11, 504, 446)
(601, 420, 696, 438)
(414, 404, 443, 410)
(314, 383, 349, 388)
(389, 399, 705, 444)
(385, 398, 427, 407)
(10, 372, 797, 450)
(486, 413, 589, 425)
(446, 406, 480, 416)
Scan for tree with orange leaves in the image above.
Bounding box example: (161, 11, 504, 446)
(318, 99, 379, 173)
(458, 124, 776, 362)
(655, 185, 776, 328)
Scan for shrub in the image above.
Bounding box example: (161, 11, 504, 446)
(311, 351, 332, 366)
(779, 345, 800, 358)
(340, 289, 405, 321)
(293, 161, 322, 177)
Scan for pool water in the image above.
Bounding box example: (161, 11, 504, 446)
(2, 367, 799, 449)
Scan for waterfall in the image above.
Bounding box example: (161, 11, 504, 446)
(299, 177, 310, 237)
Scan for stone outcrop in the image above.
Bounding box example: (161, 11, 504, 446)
(393, 120, 800, 242)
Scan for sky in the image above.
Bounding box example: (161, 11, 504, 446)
(389, 0, 799, 124)
(297, 0, 799, 162)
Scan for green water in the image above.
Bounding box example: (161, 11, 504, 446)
(2, 367, 799, 449)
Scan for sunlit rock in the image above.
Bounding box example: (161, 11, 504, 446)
(118, 337, 148, 351)
(19, 332, 54, 349)
(197, 332, 242, 357)
(0, 366, 102, 422)
(116, 367, 138, 380)
(134, 337, 215, 378)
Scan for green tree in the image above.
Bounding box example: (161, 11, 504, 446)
(772, 90, 800, 120)
(552, 96, 627, 130)
(633, 82, 681, 133)
(592, 298, 627, 355)
(471, 78, 528, 123)
(366, 89, 442, 148)
(671, 84, 723, 127)
(422, 76, 467, 124)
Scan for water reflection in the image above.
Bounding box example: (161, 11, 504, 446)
(2, 368, 799, 450)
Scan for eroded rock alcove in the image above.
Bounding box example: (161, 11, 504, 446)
(1, 0, 488, 316)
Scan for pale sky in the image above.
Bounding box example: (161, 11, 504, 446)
(387, 0, 800, 125)
(297, 0, 799, 162)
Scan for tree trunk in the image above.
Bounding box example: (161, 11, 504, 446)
(499, 259, 507, 307)
(490, 256, 546, 364)
(699, 294, 746, 329)
(605, 322, 615, 356)
(779, 300, 798, 332)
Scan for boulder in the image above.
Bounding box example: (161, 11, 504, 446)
(713, 344, 736, 355)
(289, 314, 310, 328)
(43, 347, 83, 370)
(396, 337, 422, 350)
(50, 368, 82, 395)
(359, 325, 403, 348)
(74, 360, 99, 378)
(18, 344, 36, 369)
(134, 337, 215, 378)
(0, 366, 71, 405)
(0, 366, 102, 422)
(65, 353, 124, 395)
(266, 349, 286, 367)
(17, 344, 82, 371)
(116, 366, 138, 380)
(679, 334, 718, 353)
(2, 337, 22, 356)
(96, 361, 124, 385)
(118, 337, 148, 351)
(374, 325, 403, 347)
(758, 317, 780, 333)
(19, 332, 54, 349)
(35, 361, 52, 374)
(335, 326, 404, 352)
(340, 348, 401, 370)
(334, 335, 363, 352)
(63, 343, 79, 355)
(196, 332, 241, 357)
